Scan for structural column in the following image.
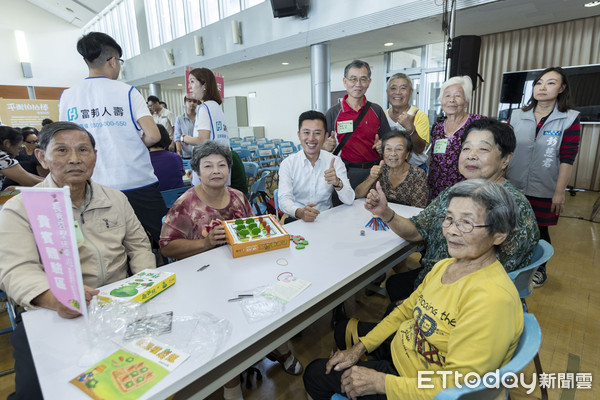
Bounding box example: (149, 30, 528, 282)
(149, 83, 162, 98)
(311, 43, 330, 114)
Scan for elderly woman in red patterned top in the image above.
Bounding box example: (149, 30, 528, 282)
(160, 140, 252, 259)
(159, 140, 302, 400)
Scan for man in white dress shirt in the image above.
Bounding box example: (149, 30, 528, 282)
(278, 110, 354, 222)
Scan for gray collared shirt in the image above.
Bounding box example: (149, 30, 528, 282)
(174, 112, 195, 158)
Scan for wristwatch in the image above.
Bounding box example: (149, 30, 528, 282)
(333, 178, 343, 189)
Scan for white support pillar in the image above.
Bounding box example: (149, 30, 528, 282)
(311, 43, 330, 114)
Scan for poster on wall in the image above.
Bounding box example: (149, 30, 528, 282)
(0, 99, 58, 128)
(184, 66, 224, 100)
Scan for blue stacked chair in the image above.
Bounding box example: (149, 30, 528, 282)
(161, 186, 190, 209)
(247, 171, 271, 215)
(0, 290, 17, 335)
(237, 148, 252, 162)
(506, 239, 553, 400)
(256, 148, 279, 190)
(243, 161, 260, 189)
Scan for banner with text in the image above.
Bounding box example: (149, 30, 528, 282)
(19, 186, 87, 317)
(0, 99, 58, 128)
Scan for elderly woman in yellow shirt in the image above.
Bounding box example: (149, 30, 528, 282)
(303, 179, 524, 400)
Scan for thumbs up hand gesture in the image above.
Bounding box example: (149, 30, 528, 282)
(323, 131, 337, 152)
(398, 109, 416, 133)
(324, 158, 340, 187)
(372, 134, 382, 155)
(369, 160, 385, 180)
(364, 181, 389, 218)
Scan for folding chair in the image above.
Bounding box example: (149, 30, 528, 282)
(256, 149, 280, 191)
(237, 149, 252, 162)
(243, 161, 260, 189)
(161, 186, 190, 209)
(246, 145, 260, 162)
(506, 240, 553, 400)
(0, 290, 17, 335)
(248, 171, 271, 215)
(279, 146, 294, 160)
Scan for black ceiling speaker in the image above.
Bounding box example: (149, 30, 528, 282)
(270, 0, 309, 18)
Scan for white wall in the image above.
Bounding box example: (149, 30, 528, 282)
(225, 55, 386, 143)
(0, 0, 86, 88)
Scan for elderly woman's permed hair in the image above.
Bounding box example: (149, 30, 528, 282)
(381, 130, 413, 156)
(438, 75, 473, 105)
(190, 140, 232, 173)
(447, 179, 519, 235)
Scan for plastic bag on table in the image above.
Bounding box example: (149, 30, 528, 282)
(157, 312, 232, 365)
(239, 286, 285, 323)
(86, 297, 148, 342)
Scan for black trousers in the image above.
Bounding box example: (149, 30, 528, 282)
(303, 318, 398, 400)
(122, 182, 167, 246)
(345, 167, 372, 190)
(303, 358, 398, 400)
(8, 315, 43, 400)
(538, 226, 551, 270)
(384, 267, 422, 303)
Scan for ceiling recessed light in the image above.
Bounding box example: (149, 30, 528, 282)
(177, 83, 183, 86)
(585, 1, 600, 6)
(384, 42, 394, 47)
(281, 62, 289, 65)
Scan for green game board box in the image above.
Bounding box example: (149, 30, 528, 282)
(98, 269, 176, 304)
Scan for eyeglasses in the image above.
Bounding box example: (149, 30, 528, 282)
(439, 216, 489, 233)
(107, 56, 125, 66)
(345, 76, 370, 85)
(24, 140, 39, 144)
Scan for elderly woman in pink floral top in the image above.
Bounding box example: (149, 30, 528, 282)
(428, 76, 485, 202)
(159, 141, 253, 259)
(159, 141, 303, 399)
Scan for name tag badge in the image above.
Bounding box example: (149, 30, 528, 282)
(543, 130, 561, 136)
(337, 120, 353, 134)
(433, 138, 449, 154)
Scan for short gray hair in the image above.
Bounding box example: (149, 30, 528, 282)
(438, 75, 473, 105)
(386, 73, 413, 91)
(382, 130, 413, 156)
(447, 179, 519, 235)
(190, 140, 232, 173)
(344, 60, 371, 78)
(38, 122, 96, 151)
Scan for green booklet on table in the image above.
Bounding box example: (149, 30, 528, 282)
(70, 349, 169, 399)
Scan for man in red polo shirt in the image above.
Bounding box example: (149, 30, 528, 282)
(324, 60, 390, 188)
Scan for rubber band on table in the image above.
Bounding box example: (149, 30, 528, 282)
(276, 258, 288, 266)
(277, 272, 293, 281)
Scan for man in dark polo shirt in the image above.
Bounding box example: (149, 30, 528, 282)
(324, 60, 390, 188)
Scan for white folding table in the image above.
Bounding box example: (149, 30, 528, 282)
(23, 199, 422, 399)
